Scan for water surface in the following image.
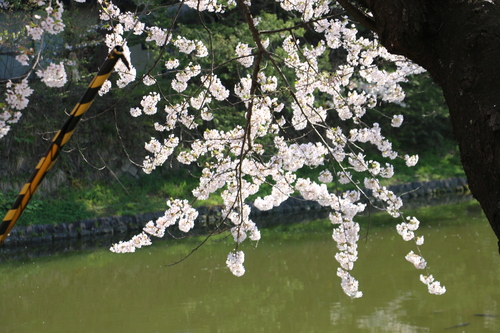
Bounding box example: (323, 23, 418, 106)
(0, 199, 498, 332)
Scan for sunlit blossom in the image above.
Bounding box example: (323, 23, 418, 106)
(36, 62, 67, 87)
(226, 251, 245, 277)
(405, 251, 426, 269)
(420, 275, 446, 295)
(404, 154, 419, 167)
(391, 114, 404, 127)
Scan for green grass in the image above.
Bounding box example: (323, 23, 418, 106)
(0, 169, 203, 226)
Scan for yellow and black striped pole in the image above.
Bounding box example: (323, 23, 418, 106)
(0, 45, 130, 244)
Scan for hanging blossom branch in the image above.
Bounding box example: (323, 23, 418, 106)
(107, 0, 444, 297)
(0, 0, 72, 138)
(105, 0, 444, 297)
(4, 0, 445, 297)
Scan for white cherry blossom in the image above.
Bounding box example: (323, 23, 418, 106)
(36, 62, 67, 88)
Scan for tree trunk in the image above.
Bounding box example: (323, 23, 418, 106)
(345, 0, 500, 250)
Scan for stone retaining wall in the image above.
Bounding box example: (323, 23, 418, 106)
(2, 177, 470, 247)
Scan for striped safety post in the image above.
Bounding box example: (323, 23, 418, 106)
(0, 45, 130, 244)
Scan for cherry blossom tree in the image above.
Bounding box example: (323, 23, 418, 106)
(0, 0, 450, 297)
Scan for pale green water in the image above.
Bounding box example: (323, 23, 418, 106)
(0, 199, 499, 332)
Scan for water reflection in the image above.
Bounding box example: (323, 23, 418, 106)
(0, 198, 499, 332)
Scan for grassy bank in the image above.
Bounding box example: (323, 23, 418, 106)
(0, 144, 465, 227)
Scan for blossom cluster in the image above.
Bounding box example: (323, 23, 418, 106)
(420, 274, 446, 295)
(332, 218, 363, 298)
(235, 42, 254, 67)
(110, 199, 198, 253)
(4, 79, 33, 111)
(146, 27, 170, 46)
(226, 251, 245, 277)
(397, 216, 420, 241)
(1, 80, 31, 138)
(15, 53, 30, 67)
(174, 37, 208, 57)
(6, 0, 448, 298)
(110, 232, 152, 253)
(26, 1, 65, 40)
(36, 62, 67, 88)
(142, 135, 179, 174)
(172, 63, 202, 93)
(184, 0, 227, 13)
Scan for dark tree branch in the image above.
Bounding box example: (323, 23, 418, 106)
(336, 0, 378, 33)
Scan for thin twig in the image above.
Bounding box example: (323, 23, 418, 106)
(97, 151, 129, 194)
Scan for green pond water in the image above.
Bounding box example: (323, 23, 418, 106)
(0, 199, 499, 332)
